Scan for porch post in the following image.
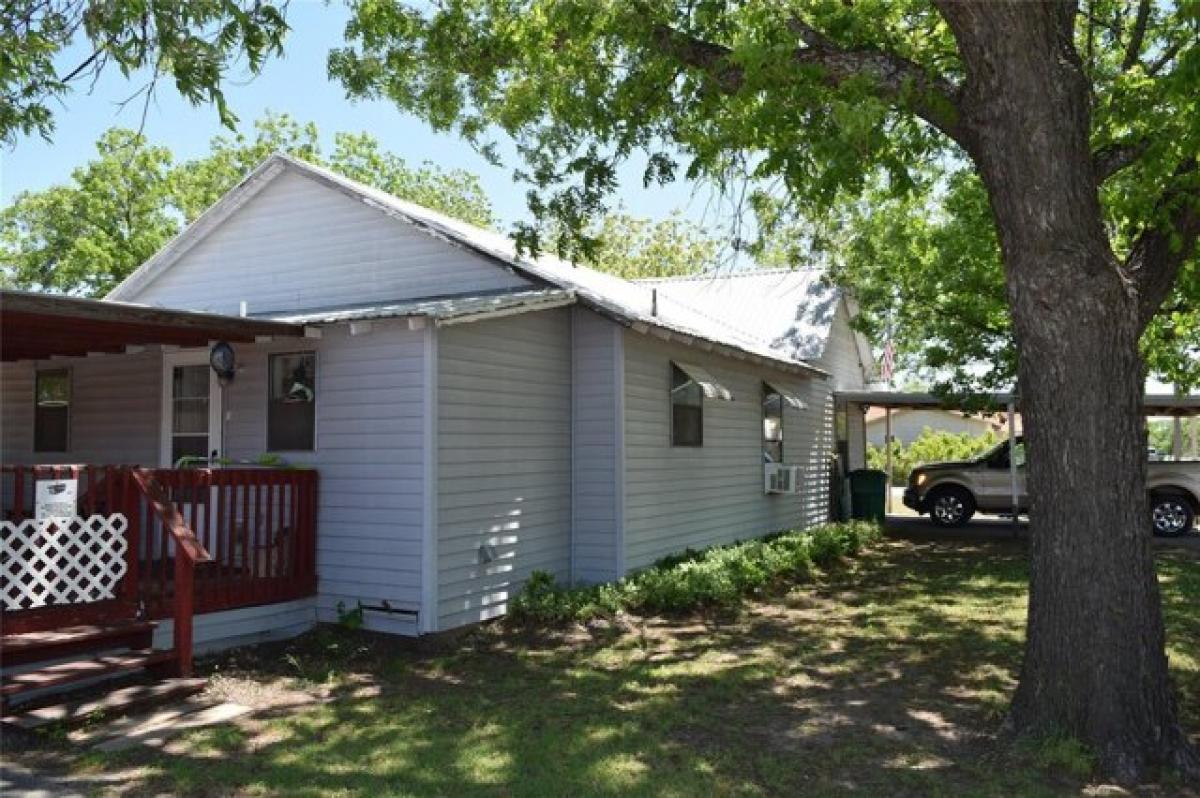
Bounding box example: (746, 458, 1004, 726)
(884, 407, 893, 514)
(121, 467, 141, 609)
(174, 551, 195, 677)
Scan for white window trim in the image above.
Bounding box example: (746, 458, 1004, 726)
(160, 349, 224, 467)
(33, 366, 72, 453)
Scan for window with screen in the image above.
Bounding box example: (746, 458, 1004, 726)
(268, 353, 316, 451)
(34, 369, 70, 452)
(670, 363, 703, 447)
(763, 383, 784, 463)
(170, 364, 211, 465)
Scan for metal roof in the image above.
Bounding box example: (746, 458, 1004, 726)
(837, 389, 1200, 417)
(107, 154, 831, 378)
(279, 155, 830, 377)
(637, 270, 839, 361)
(268, 288, 576, 326)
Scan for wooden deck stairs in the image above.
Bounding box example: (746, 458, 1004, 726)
(0, 619, 205, 731)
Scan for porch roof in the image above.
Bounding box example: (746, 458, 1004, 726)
(0, 289, 308, 362)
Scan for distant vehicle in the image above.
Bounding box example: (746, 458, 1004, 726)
(903, 437, 1199, 536)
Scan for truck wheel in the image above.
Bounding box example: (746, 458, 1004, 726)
(1150, 494, 1194, 538)
(928, 486, 975, 528)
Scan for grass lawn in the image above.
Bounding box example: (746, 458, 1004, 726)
(24, 535, 1200, 796)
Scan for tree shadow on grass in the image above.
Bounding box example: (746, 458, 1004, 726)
(50, 538, 1200, 797)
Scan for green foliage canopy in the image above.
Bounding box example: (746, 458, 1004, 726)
(831, 167, 1200, 393)
(867, 426, 1003, 483)
(1, 0, 289, 145)
(1, 128, 178, 296)
(329, 0, 1200, 390)
(547, 210, 722, 279)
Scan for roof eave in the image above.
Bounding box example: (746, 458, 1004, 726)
(579, 299, 828, 379)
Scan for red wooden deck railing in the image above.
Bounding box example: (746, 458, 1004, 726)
(129, 469, 212, 677)
(128, 467, 319, 618)
(1, 464, 318, 634)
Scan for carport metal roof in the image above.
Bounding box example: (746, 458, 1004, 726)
(0, 289, 308, 362)
(837, 389, 1200, 417)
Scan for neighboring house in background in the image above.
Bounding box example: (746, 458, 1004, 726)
(0, 153, 874, 650)
(864, 407, 1019, 447)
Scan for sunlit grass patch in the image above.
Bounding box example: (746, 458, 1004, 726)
(33, 538, 1196, 797)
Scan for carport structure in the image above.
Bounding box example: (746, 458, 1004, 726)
(837, 389, 1200, 518)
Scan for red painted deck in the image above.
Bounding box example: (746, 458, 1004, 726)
(1, 464, 318, 638)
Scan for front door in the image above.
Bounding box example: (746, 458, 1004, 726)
(160, 351, 223, 467)
(157, 351, 223, 558)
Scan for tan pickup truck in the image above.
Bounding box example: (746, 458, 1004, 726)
(902, 437, 1199, 536)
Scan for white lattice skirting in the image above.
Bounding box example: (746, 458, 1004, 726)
(1, 514, 129, 611)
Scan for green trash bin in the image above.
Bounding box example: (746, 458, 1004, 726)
(848, 468, 888, 523)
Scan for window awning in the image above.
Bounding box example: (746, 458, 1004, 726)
(675, 361, 734, 401)
(1, 290, 308, 362)
(765, 382, 807, 410)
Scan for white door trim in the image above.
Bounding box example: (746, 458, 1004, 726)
(160, 349, 223, 467)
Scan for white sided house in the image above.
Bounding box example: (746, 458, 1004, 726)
(0, 154, 874, 668)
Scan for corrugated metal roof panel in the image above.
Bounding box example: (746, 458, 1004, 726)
(637, 270, 838, 361)
(267, 288, 575, 325)
(265, 155, 830, 376)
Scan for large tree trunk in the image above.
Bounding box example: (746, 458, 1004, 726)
(937, 2, 1198, 782)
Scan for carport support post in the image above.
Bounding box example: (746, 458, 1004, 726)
(1171, 415, 1183, 461)
(885, 407, 893, 514)
(1008, 399, 1019, 535)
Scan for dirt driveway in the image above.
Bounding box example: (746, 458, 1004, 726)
(884, 514, 1200, 555)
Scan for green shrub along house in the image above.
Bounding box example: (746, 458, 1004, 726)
(512, 521, 882, 624)
(1, 154, 878, 656)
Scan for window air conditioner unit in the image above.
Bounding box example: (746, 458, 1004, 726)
(764, 464, 801, 494)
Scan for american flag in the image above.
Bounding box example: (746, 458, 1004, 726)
(880, 340, 896, 385)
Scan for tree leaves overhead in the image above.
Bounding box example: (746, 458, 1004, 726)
(832, 166, 1200, 393)
(1, 113, 496, 296)
(330, 0, 1200, 391)
(1, 0, 290, 146)
(329, 0, 961, 262)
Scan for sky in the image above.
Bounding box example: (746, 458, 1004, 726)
(0, 1, 706, 230)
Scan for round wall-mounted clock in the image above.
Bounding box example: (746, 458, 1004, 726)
(209, 341, 236, 384)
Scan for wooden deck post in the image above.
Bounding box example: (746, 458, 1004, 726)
(174, 550, 195, 677)
(121, 468, 141, 609)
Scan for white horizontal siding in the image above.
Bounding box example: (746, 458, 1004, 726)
(436, 309, 572, 629)
(219, 320, 426, 633)
(0, 352, 161, 466)
(126, 170, 531, 315)
(815, 298, 868, 391)
(571, 308, 621, 583)
(621, 331, 834, 572)
(816, 298, 869, 471)
(154, 597, 317, 655)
